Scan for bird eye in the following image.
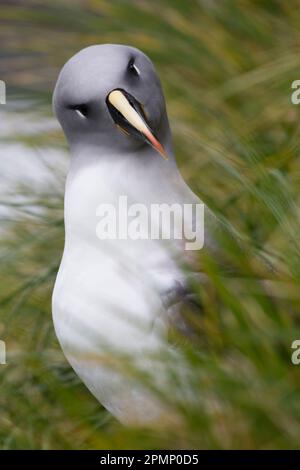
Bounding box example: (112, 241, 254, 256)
(127, 58, 140, 77)
(70, 103, 89, 118)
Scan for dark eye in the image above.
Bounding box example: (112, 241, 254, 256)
(127, 58, 140, 77)
(69, 103, 89, 118)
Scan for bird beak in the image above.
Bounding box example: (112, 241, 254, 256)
(106, 89, 168, 160)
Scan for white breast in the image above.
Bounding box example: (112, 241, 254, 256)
(52, 152, 191, 424)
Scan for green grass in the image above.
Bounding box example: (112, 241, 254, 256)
(1, 0, 300, 449)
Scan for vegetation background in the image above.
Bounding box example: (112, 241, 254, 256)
(1, 0, 300, 449)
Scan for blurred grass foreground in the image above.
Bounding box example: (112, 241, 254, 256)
(1, 0, 300, 449)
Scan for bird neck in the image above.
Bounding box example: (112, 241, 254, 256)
(64, 138, 182, 243)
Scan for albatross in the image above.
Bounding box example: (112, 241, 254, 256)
(52, 44, 215, 426)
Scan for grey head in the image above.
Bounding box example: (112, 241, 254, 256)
(53, 44, 172, 159)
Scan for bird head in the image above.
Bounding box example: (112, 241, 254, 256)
(53, 44, 170, 159)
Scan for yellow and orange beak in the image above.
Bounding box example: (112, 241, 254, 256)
(106, 89, 167, 160)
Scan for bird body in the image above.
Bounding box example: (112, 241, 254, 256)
(52, 44, 208, 425)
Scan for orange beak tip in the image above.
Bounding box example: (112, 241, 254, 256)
(161, 149, 168, 160)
